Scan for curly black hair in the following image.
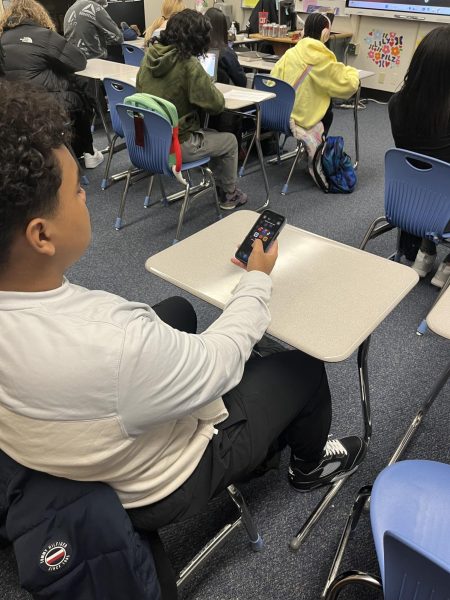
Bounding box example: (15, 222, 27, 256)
(0, 81, 71, 272)
(159, 9, 211, 60)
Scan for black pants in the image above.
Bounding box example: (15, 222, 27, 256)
(127, 296, 332, 532)
(322, 102, 333, 136)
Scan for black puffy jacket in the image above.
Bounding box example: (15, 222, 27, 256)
(0, 21, 87, 112)
(0, 451, 162, 600)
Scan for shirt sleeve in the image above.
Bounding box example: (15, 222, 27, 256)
(95, 7, 124, 45)
(117, 270, 272, 436)
(221, 48, 247, 88)
(45, 30, 87, 73)
(316, 61, 360, 100)
(186, 60, 225, 115)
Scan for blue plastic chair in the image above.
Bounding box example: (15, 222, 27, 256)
(360, 148, 450, 335)
(115, 103, 221, 243)
(121, 43, 145, 67)
(371, 460, 450, 600)
(239, 74, 302, 195)
(101, 78, 136, 190)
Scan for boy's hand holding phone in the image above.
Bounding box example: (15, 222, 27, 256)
(231, 210, 285, 276)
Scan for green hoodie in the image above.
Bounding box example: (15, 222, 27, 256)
(136, 43, 225, 143)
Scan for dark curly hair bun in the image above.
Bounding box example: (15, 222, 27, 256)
(0, 81, 71, 270)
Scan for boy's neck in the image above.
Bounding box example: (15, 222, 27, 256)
(0, 263, 65, 293)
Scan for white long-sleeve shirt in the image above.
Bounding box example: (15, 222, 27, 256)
(0, 271, 271, 507)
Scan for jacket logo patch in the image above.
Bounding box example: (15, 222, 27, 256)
(39, 541, 72, 572)
(80, 3, 98, 17)
(19, 37, 33, 43)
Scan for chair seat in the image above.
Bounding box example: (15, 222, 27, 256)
(181, 156, 211, 172)
(371, 460, 450, 580)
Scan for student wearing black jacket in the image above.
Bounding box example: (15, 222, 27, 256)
(388, 25, 450, 288)
(0, 0, 102, 168)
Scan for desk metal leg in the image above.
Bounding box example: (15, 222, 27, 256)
(322, 358, 449, 598)
(353, 83, 361, 170)
(254, 104, 271, 212)
(289, 336, 372, 551)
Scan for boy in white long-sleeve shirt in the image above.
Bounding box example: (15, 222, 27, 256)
(0, 82, 363, 531)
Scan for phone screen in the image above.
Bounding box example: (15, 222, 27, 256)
(235, 210, 286, 264)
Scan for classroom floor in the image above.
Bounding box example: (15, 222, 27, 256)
(1, 100, 449, 600)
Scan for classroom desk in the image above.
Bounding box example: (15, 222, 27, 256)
(237, 57, 373, 170)
(145, 210, 419, 545)
(77, 61, 275, 205)
(323, 284, 449, 599)
(249, 31, 353, 56)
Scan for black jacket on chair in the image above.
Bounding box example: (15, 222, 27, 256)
(0, 21, 87, 112)
(0, 451, 161, 600)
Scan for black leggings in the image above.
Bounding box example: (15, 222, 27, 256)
(128, 296, 332, 532)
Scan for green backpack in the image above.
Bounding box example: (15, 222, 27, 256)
(124, 93, 183, 179)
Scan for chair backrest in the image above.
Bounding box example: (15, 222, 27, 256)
(122, 43, 145, 67)
(371, 461, 450, 600)
(253, 74, 295, 136)
(103, 78, 136, 138)
(384, 148, 450, 241)
(116, 103, 172, 176)
(383, 531, 450, 600)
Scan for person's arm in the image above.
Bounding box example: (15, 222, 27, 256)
(95, 7, 124, 45)
(221, 48, 247, 88)
(44, 30, 87, 73)
(118, 240, 277, 437)
(187, 60, 225, 115)
(319, 60, 359, 100)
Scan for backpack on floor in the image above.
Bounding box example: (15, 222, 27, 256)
(312, 136, 357, 194)
(124, 92, 185, 183)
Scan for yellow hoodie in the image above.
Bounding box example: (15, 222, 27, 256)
(271, 37, 359, 130)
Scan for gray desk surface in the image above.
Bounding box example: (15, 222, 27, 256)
(426, 287, 450, 340)
(145, 210, 418, 362)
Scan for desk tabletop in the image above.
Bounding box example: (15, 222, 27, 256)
(77, 58, 139, 84)
(145, 210, 418, 362)
(426, 287, 450, 340)
(215, 82, 276, 109)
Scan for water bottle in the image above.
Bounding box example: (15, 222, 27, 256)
(228, 21, 237, 43)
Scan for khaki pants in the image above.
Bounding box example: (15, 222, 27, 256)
(181, 129, 238, 194)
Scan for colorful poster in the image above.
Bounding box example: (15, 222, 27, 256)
(364, 30, 404, 69)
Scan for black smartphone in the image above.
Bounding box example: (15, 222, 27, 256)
(235, 210, 286, 264)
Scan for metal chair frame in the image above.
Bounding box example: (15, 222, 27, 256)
(360, 148, 450, 336)
(116, 103, 221, 243)
(239, 74, 305, 196)
(177, 484, 263, 588)
(322, 360, 450, 599)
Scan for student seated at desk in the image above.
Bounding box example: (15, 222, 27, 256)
(143, 0, 185, 46)
(137, 9, 247, 211)
(0, 81, 364, 536)
(64, 0, 123, 60)
(0, 0, 102, 169)
(271, 12, 359, 134)
(388, 25, 450, 288)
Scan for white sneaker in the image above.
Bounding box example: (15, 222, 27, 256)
(431, 261, 450, 288)
(411, 249, 436, 278)
(84, 148, 104, 169)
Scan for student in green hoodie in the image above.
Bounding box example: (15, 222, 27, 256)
(136, 9, 248, 211)
(271, 12, 359, 134)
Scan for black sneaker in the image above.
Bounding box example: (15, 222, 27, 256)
(288, 436, 365, 492)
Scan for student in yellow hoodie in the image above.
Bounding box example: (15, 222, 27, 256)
(271, 12, 359, 133)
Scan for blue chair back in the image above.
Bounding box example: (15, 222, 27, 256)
(253, 74, 295, 136)
(116, 103, 172, 176)
(103, 78, 136, 138)
(371, 460, 450, 600)
(122, 43, 145, 67)
(385, 149, 450, 242)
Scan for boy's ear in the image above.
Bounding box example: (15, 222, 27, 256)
(25, 218, 56, 257)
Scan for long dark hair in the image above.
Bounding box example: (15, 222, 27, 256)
(303, 12, 333, 41)
(159, 9, 210, 59)
(205, 7, 227, 49)
(397, 25, 450, 136)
